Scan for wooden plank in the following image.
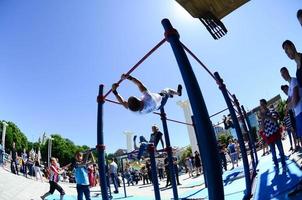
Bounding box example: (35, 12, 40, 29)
(176, 0, 249, 19)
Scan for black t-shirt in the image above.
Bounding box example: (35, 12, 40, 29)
(149, 131, 164, 148)
(297, 67, 302, 88)
(12, 148, 17, 161)
(164, 157, 169, 170)
(217, 143, 224, 154)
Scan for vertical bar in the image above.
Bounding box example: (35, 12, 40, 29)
(162, 19, 224, 200)
(241, 105, 258, 165)
(160, 108, 179, 200)
(97, 84, 109, 200)
(148, 144, 161, 200)
(121, 157, 127, 198)
(233, 95, 256, 174)
(214, 72, 251, 199)
(48, 138, 52, 167)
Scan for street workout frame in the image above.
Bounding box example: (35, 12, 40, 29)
(96, 18, 258, 200)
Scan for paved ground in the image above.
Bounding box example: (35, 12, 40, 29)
(0, 166, 206, 200)
(1, 135, 302, 200)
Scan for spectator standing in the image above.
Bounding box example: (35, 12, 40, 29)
(194, 151, 202, 176)
(259, 99, 286, 172)
(11, 142, 18, 175)
(109, 159, 119, 193)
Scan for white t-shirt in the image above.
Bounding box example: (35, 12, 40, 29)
(109, 161, 118, 174)
(288, 78, 302, 116)
(139, 90, 162, 114)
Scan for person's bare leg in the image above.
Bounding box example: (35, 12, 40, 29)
(133, 135, 138, 150)
(41, 192, 51, 200)
(167, 85, 182, 97)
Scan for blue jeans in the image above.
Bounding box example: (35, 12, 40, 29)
(137, 143, 148, 160)
(287, 128, 293, 148)
(76, 184, 91, 200)
(110, 173, 119, 192)
(269, 139, 286, 168)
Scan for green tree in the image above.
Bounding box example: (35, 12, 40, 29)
(1, 120, 93, 166)
(40, 134, 90, 166)
(179, 146, 192, 166)
(217, 131, 233, 147)
(1, 121, 28, 154)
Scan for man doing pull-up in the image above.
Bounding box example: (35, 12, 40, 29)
(112, 74, 182, 114)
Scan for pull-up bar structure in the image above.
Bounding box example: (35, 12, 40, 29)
(103, 38, 166, 99)
(97, 18, 257, 200)
(96, 85, 110, 200)
(233, 94, 256, 175)
(162, 18, 224, 199)
(105, 98, 231, 126)
(214, 72, 252, 199)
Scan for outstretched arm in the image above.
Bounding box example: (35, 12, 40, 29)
(121, 74, 147, 93)
(112, 83, 128, 109)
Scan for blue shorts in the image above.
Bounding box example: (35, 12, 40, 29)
(230, 152, 238, 163)
(295, 112, 302, 138)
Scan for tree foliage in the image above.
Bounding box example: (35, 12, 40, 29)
(1, 120, 91, 166)
(40, 134, 90, 166)
(217, 132, 233, 147)
(179, 146, 192, 166)
(1, 121, 28, 154)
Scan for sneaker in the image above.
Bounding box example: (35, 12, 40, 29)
(177, 84, 182, 96)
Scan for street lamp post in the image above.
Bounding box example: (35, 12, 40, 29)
(47, 137, 53, 167)
(1, 122, 8, 153)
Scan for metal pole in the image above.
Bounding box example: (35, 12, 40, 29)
(121, 157, 127, 198)
(241, 105, 258, 165)
(97, 84, 109, 200)
(160, 108, 179, 200)
(47, 138, 52, 167)
(1, 122, 8, 165)
(162, 19, 224, 200)
(214, 72, 251, 199)
(148, 144, 161, 200)
(1, 122, 7, 153)
(232, 95, 256, 174)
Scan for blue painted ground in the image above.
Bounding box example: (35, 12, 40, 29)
(45, 156, 302, 200)
(179, 166, 246, 200)
(45, 193, 155, 200)
(254, 155, 302, 200)
(45, 167, 247, 200)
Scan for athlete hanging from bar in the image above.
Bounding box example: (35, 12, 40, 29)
(132, 125, 165, 160)
(112, 74, 182, 114)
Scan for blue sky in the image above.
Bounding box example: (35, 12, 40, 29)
(0, 0, 301, 153)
